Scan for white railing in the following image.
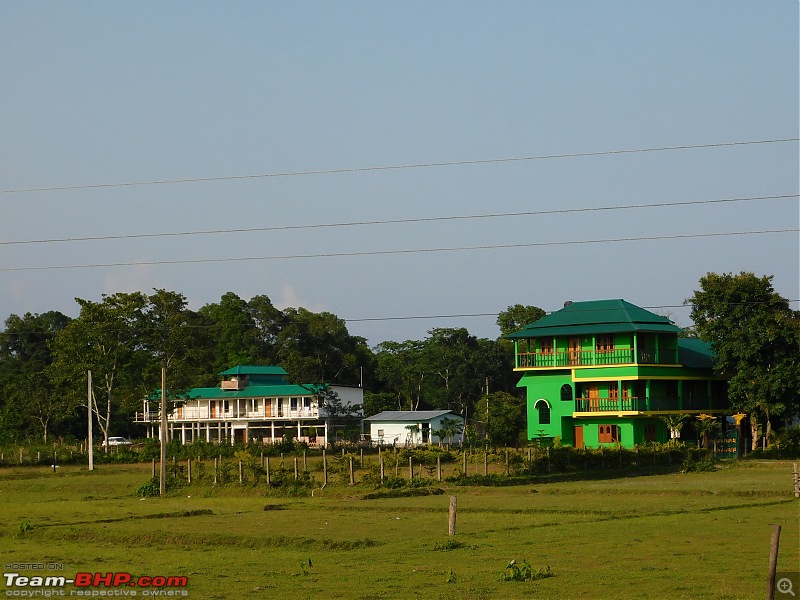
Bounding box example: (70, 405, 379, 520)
(135, 407, 319, 422)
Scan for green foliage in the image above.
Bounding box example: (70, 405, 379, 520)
(136, 478, 161, 497)
(688, 272, 800, 448)
(294, 558, 313, 577)
(18, 519, 33, 535)
(681, 452, 718, 473)
(481, 391, 526, 447)
(398, 447, 456, 466)
(433, 539, 468, 551)
(496, 304, 546, 336)
(501, 560, 552, 582)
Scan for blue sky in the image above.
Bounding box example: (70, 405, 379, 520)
(1, 2, 797, 345)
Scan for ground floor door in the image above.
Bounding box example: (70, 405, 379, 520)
(574, 425, 584, 448)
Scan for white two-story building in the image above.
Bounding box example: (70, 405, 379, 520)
(135, 365, 363, 446)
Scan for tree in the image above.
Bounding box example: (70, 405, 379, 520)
(0, 311, 72, 442)
(374, 340, 427, 410)
(688, 272, 800, 450)
(434, 416, 464, 446)
(660, 413, 689, 445)
(695, 414, 721, 450)
(480, 391, 526, 447)
(276, 307, 370, 386)
(497, 304, 546, 337)
(50, 293, 148, 448)
(198, 292, 261, 375)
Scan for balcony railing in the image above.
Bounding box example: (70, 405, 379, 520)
(133, 407, 319, 423)
(517, 348, 678, 368)
(574, 396, 726, 413)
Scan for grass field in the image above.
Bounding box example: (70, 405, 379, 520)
(1, 460, 797, 599)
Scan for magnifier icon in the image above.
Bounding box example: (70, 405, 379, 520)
(778, 578, 796, 596)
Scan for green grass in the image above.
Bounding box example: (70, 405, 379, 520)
(1, 461, 797, 599)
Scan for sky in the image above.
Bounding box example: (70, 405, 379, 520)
(1, 2, 798, 347)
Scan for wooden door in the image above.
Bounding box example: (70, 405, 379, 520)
(574, 426, 584, 448)
(210, 401, 217, 419)
(587, 384, 599, 411)
(568, 337, 581, 365)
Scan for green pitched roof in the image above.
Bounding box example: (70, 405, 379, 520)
(218, 365, 288, 376)
(186, 384, 316, 399)
(677, 338, 715, 369)
(505, 299, 682, 339)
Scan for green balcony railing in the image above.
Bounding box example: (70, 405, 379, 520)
(574, 396, 727, 413)
(517, 347, 679, 368)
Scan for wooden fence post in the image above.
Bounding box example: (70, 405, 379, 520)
(766, 524, 781, 600)
(408, 457, 413, 480)
(437, 456, 442, 482)
(505, 449, 510, 475)
(322, 450, 327, 486)
(303, 451, 307, 471)
(294, 457, 299, 480)
(266, 456, 271, 486)
(214, 457, 218, 485)
(448, 496, 457, 536)
(187, 458, 192, 484)
(349, 456, 355, 485)
(360, 448, 364, 469)
(380, 455, 385, 482)
(238, 460, 243, 484)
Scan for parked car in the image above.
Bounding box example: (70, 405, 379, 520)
(102, 437, 132, 447)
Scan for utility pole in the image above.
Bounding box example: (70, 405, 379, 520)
(87, 370, 94, 471)
(159, 366, 167, 496)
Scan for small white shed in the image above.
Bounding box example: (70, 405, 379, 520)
(364, 410, 464, 446)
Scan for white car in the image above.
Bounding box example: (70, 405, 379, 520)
(102, 437, 132, 447)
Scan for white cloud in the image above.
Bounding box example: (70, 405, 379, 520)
(276, 283, 327, 313)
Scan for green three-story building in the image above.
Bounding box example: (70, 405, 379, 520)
(506, 299, 728, 448)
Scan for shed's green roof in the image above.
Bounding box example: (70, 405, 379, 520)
(218, 365, 288, 376)
(505, 299, 682, 339)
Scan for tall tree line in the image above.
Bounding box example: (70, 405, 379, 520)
(0, 290, 533, 444)
(2, 273, 797, 447)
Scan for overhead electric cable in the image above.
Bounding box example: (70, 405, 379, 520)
(1, 193, 794, 247)
(1, 228, 795, 273)
(1, 137, 796, 195)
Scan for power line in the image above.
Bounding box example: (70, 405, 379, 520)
(2, 137, 796, 195)
(1, 193, 795, 247)
(1, 228, 796, 273)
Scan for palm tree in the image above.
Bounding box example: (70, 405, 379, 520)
(660, 414, 689, 445)
(695, 414, 721, 450)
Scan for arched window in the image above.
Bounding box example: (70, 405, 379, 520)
(535, 399, 551, 425)
(560, 384, 573, 402)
